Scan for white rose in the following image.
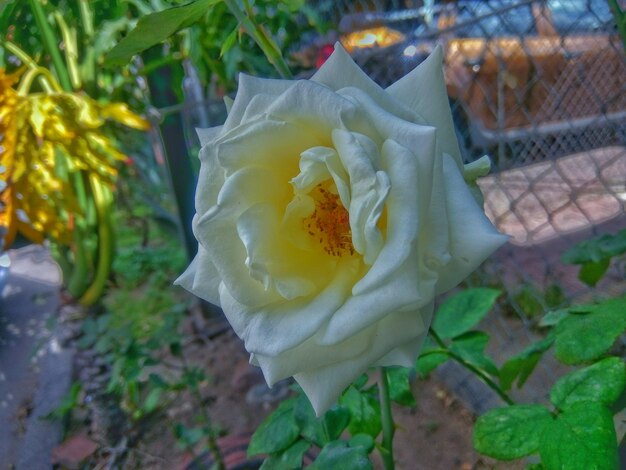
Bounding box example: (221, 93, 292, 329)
(176, 44, 507, 415)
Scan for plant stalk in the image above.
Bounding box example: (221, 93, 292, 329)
(379, 367, 396, 470)
(223, 0, 293, 79)
(429, 329, 514, 405)
(53, 11, 81, 89)
(608, 0, 626, 51)
(28, 0, 73, 91)
(180, 355, 225, 470)
(2, 41, 58, 92)
(79, 176, 114, 306)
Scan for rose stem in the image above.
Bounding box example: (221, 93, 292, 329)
(379, 367, 396, 470)
(429, 329, 514, 405)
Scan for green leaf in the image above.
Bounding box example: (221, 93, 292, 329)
(449, 331, 498, 376)
(143, 388, 162, 413)
(539, 309, 570, 327)
(432, 288, 501, 339)
(353, 374, 369, 390)
(415, 336, 449, 378)
(561, 229, 626, 264)
(473, 405, 553, 460)
(550, 357, 626, 410)
(294, 393, 350, 446)
(578, 258, 610, 287)
(348, 434, 375, 454)
(500, 335, 555, 391)
(539, 402, 618, 470)
(260, 440, 310, 470)
(104, 0, 221, 67)
(174, 424, 204, 448)
(308, 441, 372, 470)
(339, 386, 381, 438)
(555, 296, 626, 364)
(220, 25, 239, 57)
(387, 367, 416, 407)
(248, 398, 299, 456)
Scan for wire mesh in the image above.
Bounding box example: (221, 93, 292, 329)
(157, 0, 625, 413)
(312, 0, 626, 409)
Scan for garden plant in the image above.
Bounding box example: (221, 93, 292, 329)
(1, 1, 625, 469)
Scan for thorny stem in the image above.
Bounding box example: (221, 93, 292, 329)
(378, 367, 396, 470)
(223, 0, 293, 79)
(429, 329, 515, 405)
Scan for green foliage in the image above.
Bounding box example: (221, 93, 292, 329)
(251, 382, 383, 468)
(432, 288, 501, 339)
(248, 397, 300, 456)
(500, 334, 554, 391)
(553, 296, 626, 364)
(105, 0, 221, 67)
(416, 288, 502, 381)
(339, 385, 382, 438)
(44, 382, 82, 422)
(174, 423, 206, 449)
(473, 405, 553, 460)
(386, 366, 416, 407)
(309, 440, 373, 470)
(415, 336, 449, 378)
(549, 357, 626, 411)
(474, 294, 626, 469)
(259, 440, 310, 470)
(449, 331, 498, 376)
(539, 403, 618, 470)
(294, 393, 350, 447)
(510, 283, 565, 319)
(561, 229, 626, 286)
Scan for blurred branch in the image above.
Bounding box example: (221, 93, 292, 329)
(28, 0, 72, 91)
(223, 0, 293, 79)
(1, 40, 57, 92)
(53, 11, 81, 89)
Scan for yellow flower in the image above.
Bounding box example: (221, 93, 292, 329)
(0, 68, 150, 247)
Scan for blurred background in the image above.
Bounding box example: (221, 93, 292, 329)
(0, 0, 624, 468)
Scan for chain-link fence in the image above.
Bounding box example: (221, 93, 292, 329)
(319, 0, 626, 411)
(153, 0, 625, 413)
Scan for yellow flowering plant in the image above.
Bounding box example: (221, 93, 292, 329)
(0, 0, 150, 304)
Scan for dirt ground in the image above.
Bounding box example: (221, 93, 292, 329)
(124, 327, 522, 470)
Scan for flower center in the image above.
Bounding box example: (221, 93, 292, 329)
(303, 184, 354, 257)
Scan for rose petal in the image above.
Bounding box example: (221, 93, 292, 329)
(293, 307, 430, 415)
(193, 166, 289, 307)
(313, 43, 417, 127)
(195, 144, 225, 215)
(319, 137, 444, 344)
(332, 129, 389, 264)
(196, 126, 222, 146)
(217, 118, 319, 180)
(261, 80, 365, 142)
(224, 74, 293, 131)
(434, 154, 509, 293)
(237, 203, 331, 299)
(174, 245, 221, 306)
(337, 87, 437, 154)
(218, 257, 361, 357)
(386, 45, 462, 168)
